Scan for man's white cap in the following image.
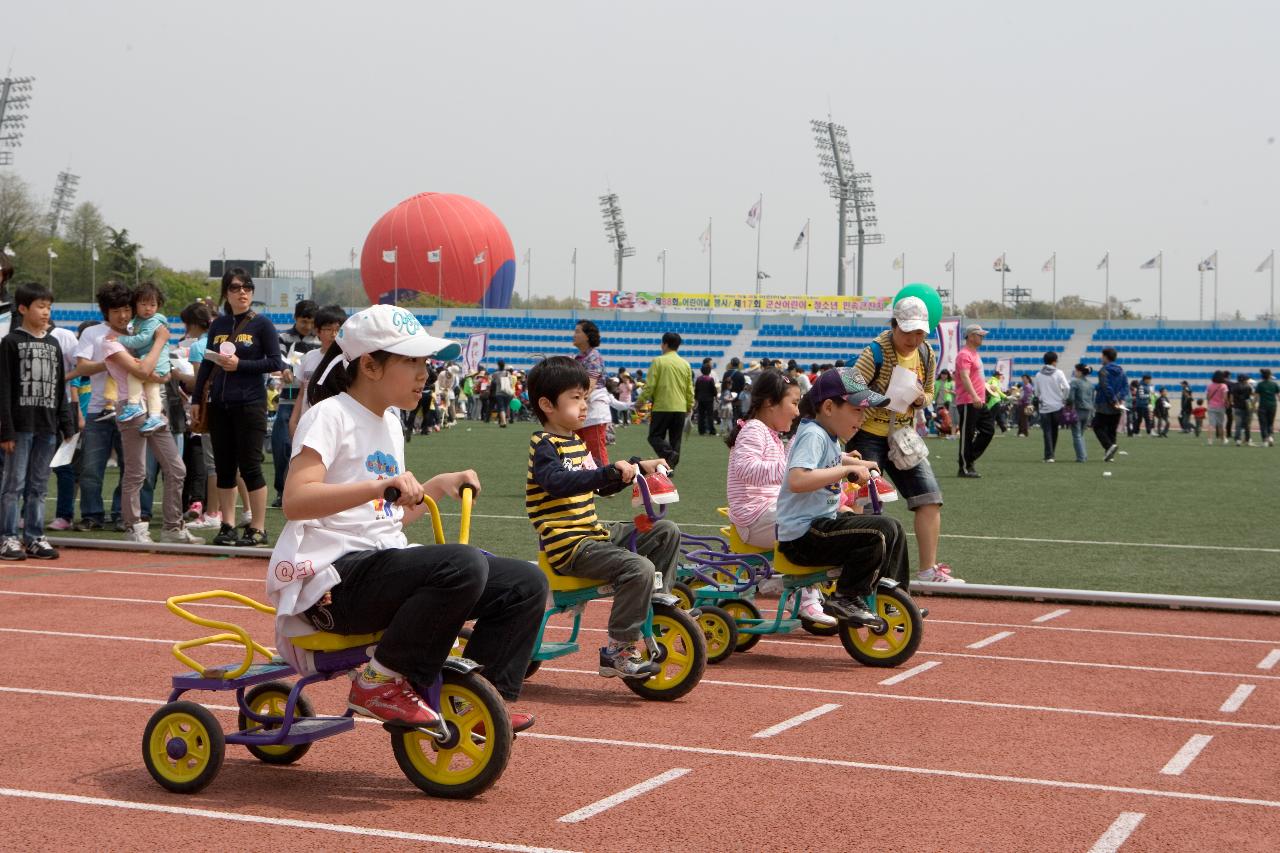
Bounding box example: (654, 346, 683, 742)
(893, 295, 931, 333)
(336, 305, 461, 361)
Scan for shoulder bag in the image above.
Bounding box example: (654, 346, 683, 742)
(190, 311, 255, 434)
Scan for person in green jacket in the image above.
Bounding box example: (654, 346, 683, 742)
(637, 332, 695, 470)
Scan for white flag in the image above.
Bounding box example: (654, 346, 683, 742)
(993, 255, 1011, 272)
(427, 249, 441, 263)
(382, 249, 397, 263)
(1140, 254, 1161, 270)
(1042, 255, 1055, 272)
(656, 251, 664, 262)
(1257, 253, 1275, 273)
(746, 198, 761, 228)
(1197, 251, 1217, 272)
(473, 250, 487, 265)
(699, 223, 711, 253)
(944, 256, 953, 273)
(757, 270, 771, 280)
(92, 246, 99, 262)
(1096, 253, 1108, 270)
(792, 223, 808, 251)
(892, 254, 903, 271)
(47, 247, 58, 260)
(3, 244, 15, 257)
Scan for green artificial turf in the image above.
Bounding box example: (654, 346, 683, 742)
(45, 420, 1280, 600)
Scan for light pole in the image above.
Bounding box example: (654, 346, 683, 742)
(0, 75, 35, 167)
(599, 193, 634, 292)
(46, 171, 79, 236)
(811, 118, 883, 296)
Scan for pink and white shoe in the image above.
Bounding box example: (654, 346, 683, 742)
(914, 562, 965, 583)
(854, 477, 899, 507)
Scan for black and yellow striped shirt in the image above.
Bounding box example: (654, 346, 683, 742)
(525, 431, 624, 570)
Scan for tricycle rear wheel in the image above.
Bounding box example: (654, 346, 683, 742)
(238, 681, 314, 765)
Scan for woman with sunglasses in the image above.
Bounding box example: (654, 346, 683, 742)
(192, 268, 284, 547)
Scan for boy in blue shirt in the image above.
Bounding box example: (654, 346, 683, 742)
(776, 369, 910, 625)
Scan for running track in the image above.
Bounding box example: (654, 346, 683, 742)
(1, 550, 1277, 851)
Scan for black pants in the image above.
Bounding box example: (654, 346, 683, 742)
(695, 400, 716, 435)
(778, 514, 909, 595)
(207, 402, 268, 491)
(958, 403, 995, 471)
(308, 545, 547, 701)
(1093, 411, 1121, 450)
(647, 411, 686, 469)
(181, 432, 207, 511)
(1040, 411, 1060, 460)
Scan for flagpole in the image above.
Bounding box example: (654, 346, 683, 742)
(707, 218, 713, 294)
(950, 252, 956, 313)
(436, 246, 443, 305)
(804, 219, 811, 296)
(1198, 267, 1204, 322)
(1051, 251, 1057, 328)
(525, 249, 532, 317)
(571, 249, 577, 317)
(659, 249, 667, 322)
(1000, 251, 1007, 314)
(900, 253, 905, 288)
(753, 196, 762, 297)
(1212, 249, 1218, 327)
(1157, 249, 1163, 326)
(1270, 249, 1276, 328)
(91, 248, 97, 294)
(1104, 252, 1111, 326)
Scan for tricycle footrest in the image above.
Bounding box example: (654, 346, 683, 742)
(739, 619, 800, 634)
(231, 715, 354, 746)
(534, 642, 579, 662)
(172, 662, 295, 691)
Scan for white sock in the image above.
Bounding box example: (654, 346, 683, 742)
(800, 587, 822, 608)
(364, 656, 402, 681)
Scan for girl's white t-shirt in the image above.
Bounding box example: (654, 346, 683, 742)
(267, 392, 410, 665)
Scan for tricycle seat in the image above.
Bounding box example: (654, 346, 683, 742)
(537, 553, 607, 592)
(719, 525, 771, 555)
(291, 630, 384, 651)
(772, 548, 840, 578)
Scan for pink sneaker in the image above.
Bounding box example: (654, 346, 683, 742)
(47, 518, 73, 531)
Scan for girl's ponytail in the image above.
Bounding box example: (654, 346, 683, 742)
(307, 348, 395, 407)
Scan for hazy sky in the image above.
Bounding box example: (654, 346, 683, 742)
(6, 1, 1278, 319)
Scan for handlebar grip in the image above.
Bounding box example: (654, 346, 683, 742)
(459, 483, 478, 497)
(383, 486, 427, 506)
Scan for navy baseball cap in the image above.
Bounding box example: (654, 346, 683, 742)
(809, 368, 891, 409)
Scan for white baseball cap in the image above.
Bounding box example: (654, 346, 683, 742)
(893, 295, 931, 333)
(336, 305, 461, 361)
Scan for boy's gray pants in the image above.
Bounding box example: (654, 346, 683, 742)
(560, 518, 681, 643)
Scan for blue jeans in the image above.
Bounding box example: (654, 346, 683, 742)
(272, 402, 294, 498)
(79, 415, 123, 522)
(54, 463, 77, 521)
(1070, 417, 1089, 462)
(1233, 407, 1252, 443)
(1, 432, 59, 539)
(848, 430, 944, 509)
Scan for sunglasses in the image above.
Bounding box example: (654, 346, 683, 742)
(227, 283, 255, 293)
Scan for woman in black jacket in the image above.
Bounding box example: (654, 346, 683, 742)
(192, 268, 284, 546)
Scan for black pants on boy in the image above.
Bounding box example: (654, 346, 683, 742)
(306, 544, 547, 701)
(778, 514, 910, 595)
(957, 403, 995, 472)
(695, 399, 716, 435)
(647, 411, 686, 470)
(1092, 411, 1121, 450)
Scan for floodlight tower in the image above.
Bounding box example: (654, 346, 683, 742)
(812, 118, 883, 296)
(46, 170, 80, 235)
(0, 75, 35, 168)
(599, 192, 635, 292)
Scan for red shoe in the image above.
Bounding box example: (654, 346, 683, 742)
(854, 477, 898, 507)
(632, 469, 679, 507)
(475, 710, 535, 737)
(347, 670, 441, 728)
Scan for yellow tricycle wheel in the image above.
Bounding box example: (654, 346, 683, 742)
(720, 598, 764, 652)
(839, 585, 923, 667)
(695, 605, 738, 664)
(672, 581, 695, 610)
(238, 681, 313, 765)
(143, 700, 225, 794)
(625, 603, 706, 701)
(391, 669, 512, 798)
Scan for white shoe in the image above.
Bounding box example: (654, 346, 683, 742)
(186, 514, 219, 530)
(915, 563, 965, 583)
(125, 522, 153, 543)
(160, 527, 203, 544)
(240, 511, 253, 526)
(799, 598, 837, 626)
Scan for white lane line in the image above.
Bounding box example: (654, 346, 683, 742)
(1087, 812, 1146, 853)
(556, 768, 691, 823)
(7, 686, 1280, 812)
(0, 590, 251, 610)
(533, 669, 1280, 732)
(1031, 608, 1070, 623)
(1258, 649, 1280, 670)
(0, 626, 240, 649)
(750, 704, 841, 738)
(878, 661, 941, 686)
(0, 787, 579, 853)
(1219, 684, 1256, 714)
(0, 564, 257, 583)
(967, 630, 1014, 649)
(1159, 734, 1213, 776)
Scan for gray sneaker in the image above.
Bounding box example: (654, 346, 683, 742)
(125, 522, 153, 543)
(160, 526, 203, 544)
(598, 644, 660, 679)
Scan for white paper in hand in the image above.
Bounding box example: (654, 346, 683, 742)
(50, 433, 80, 469)
(885, 365, 921, 414)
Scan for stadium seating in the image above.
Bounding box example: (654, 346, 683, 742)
(1087, 326, 1280, 394)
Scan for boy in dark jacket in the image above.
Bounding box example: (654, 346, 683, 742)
(0, 283, 75, 560)
(1092, 347, 1128, 462)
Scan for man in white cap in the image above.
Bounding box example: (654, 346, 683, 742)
(954, 323, 993, 477)
(849, 296, 963, 583)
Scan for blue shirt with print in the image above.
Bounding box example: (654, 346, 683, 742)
(775, 418, 843, 542)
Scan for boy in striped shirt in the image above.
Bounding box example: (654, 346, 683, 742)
(525, 356, 677, 679)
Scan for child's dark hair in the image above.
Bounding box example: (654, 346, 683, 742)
(307, 347, 393, 406)
(294, 299, 318, 320)
(1196, 398, 1204, 405)
(700, 363, 712, 376)
(95, 280, 132, 315)
(797, 389, 845, 420)
(314, 304, 347, 329)
(15, 281, 53, 308)
(132, 280, 165, 310)
(179, 301, 213, 330)
(575, 319, 600, 348)
(76, 319, 100, 337)
(727, 369, 795, 447)
(526, 356, 588, 425)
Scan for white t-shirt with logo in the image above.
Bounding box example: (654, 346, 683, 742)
(292, 346, 327, 424)
(74, 323, 115, 413)
(267, 392, 410, 668)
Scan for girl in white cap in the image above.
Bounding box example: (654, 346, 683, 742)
(267, 305, 546, 733)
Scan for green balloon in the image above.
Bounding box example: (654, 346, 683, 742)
(894, 283, 943, 332)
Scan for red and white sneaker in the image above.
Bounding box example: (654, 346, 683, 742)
(347, 667, 442, 728)
(632, 469, 680, 507)
(854, 477, 899, 507)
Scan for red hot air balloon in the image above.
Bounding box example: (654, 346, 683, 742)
(360, 193, 516, 308)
